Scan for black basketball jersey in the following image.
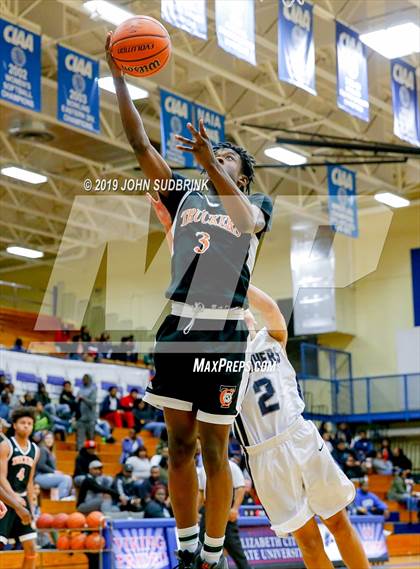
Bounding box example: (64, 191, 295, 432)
(6, 437, 37, 494)
(160, 173, 273, 308)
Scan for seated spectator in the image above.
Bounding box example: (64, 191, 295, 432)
(155, 427, 168, 455)
(120, 429, 144, 463)
(97, 331, 112, 360)
(0, 393, 10, 422)
(80, 325, 92, 342)
(133, 398, 155, 434)
(138, 466, 168, 502)
(126, 447, 151, 482)
(143, 484, 172, 519)
(34, 401, 53, 435)
(34, 383, 51, 407)
(332, 440, 352, 469)
(31, 482, 54, 548)
(353, 480, 389, 517)
(4, 384, 19, 409)
(335, 422, 352, 445)
(34, 432, 73, 499)
(353, 431, 374, 460)
(23, 392, 36, 407)
(111, 463, 142, 512)
(77, 460, 124, 514)
(373, 450, 393, 475)
(73, 440, 100, 486)
(142, 408, 166, 438)
(11, 337, 26, 352)
(120, 388, 139, 423)
(59, 381, 78, 417)
(391, 447, 412, 473)
(380, 438, 393, 461)
(388, 469, 415, 505)
(95, 418, 115, 444)
(100, 386, 133, 428)
(150, 445, 169, 483)
(319, 421, 334, 438)
(344, 455, 364, 479)
(321, 431, 334, 453)
(0, 374, 7, 394)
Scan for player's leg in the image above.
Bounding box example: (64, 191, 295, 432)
(21, 538, 37, 569)
(164, 408, 200, 553)
(322, 510, 370, 569)
(292, 517, 334, 569)
(198, 420, 232, 566)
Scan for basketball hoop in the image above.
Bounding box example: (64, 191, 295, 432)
(282, 0, 305, 7)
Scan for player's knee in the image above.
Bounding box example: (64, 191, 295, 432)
(294, 533, 323, 557)
(168, 435, 196, 467)
(324, 510, 349, 537)
(201, 443, 227, 475)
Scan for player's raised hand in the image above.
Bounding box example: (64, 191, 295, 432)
(175, 119, 216, 171)
(105, 31, 123, 78)
(0, 501, 6, 519)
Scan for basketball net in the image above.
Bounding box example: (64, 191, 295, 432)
(282, 0, 305, 7)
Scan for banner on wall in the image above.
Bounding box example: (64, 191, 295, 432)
(160, 89, 195, 167)
(327, 164, 358, 238)
(278, 0, 316, 95)
(57, 45, 100, 133)
(391, 59, 420, 146)
(336, 21, 369, 122)
(215, 0, 256, 65)
(0, 18, 41, 111)
(194, 103, 225, 144)
(161, 0, 207, 40)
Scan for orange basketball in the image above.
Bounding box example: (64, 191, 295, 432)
(71, 533, 87, 550)
(53, 513, 69, 529)
(36, 513, 54, 529)
(86, 511, 105, 529)
(85, 532, 105, 551)
(110, 16, 171, 77)
(66, 512, 86, 529)
(57, 535, 70, 550)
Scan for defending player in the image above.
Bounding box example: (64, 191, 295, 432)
(106, 33, 272, 569)
(236, 286, 370, 569)
(0, 407, 39, 568)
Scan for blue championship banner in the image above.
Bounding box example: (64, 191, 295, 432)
(57, 45, 99, 133)
(391, 59, 420, 147)
(160, 89, 195, 167)
(215, 0, 256, 65)
(194, 103, 225, 145)
(0, 18, 41, 111)
(336, 21, 369, 122)
(278, 0, 316, 95)
(327, 164, 358, 238)
(161, 0, 207, 40)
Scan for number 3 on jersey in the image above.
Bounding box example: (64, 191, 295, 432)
(253, 378, 280, 416)
(194, 231, 210, 254)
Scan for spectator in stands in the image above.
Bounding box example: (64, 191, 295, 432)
(373, 450, 393, 475)
(97, 331, 111, 360)
(228, 433, 242, 460)
(34, 383, 51, 407)
(59, 381, 78, 417)
(142, 408, 166, 438)
(344, 455, 364, 479)
(79, 326, 92, 342)
(11, 337, 26, 352)
(321, 431, 334, 453)
(111, 463, 142, 512)
(95, 418, 115, 444)
(0, 374, 6, 394)
(156, 426, 169, 455)
(23, 392, 36, 407)
(388, 469, 415, 505)
(353, 431, 374, 460)
(100, 386, 127, 428)
(391, 447, 413, 473)
(0, 393, 11, 422)
(34, 432, 73, 499)
(120, 428, 144, 463)
(4, 384, 19, 409)
(132, 398, 155, 433)
(77, 460, 125, 514)
(126, 446, 151, 482)
(353, 480, 389, 517)
(380, 438, 393, 461)
(144, 484, 172, 518)
(150, 445, 169, 483)
(76, 374, 97, 450)
(120, 388, 139, 425)
(74, 440, 100, 486)
(332, 440, 351, 469)
(34, 401, 67, 441)
(319, 421, 334, 438)
(138, 466, 168, 502)
(335, 421, 353, 445)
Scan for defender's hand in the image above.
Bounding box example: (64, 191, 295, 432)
(105, 31, 123, 78)
(175, 119, 216, 171)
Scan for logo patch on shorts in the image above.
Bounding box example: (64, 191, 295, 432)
(219, 386, 236, 408)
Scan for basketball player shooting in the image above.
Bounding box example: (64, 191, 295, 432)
(0, 407, 39, 568)
(106, 29, 272, 569)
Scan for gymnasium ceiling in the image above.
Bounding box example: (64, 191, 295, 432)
(0, 0, 419, 274)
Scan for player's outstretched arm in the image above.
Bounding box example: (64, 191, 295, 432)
(248, 285, 288, 347)
(106, 32, 172, 186)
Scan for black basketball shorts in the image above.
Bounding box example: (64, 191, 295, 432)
(0, 497, 37, 545)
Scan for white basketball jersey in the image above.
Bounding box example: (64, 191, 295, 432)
(235, 328, 305, 448)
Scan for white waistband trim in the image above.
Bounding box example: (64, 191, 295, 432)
(245, 416, 306, 456)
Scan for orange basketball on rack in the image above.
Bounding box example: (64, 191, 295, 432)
(57, 535, 70, 550)
(86, 511, 105, 529)
(110, 16, 171, 77)
(85, 532, 105, 551)
(53, 513, 69, 529)
(71, 533, 87, 550)
(66, 512, 86, 529)
(36, 513, 54, 529)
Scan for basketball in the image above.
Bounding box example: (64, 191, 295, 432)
(86, 511, 105, 529)
(53, 513, 69, 529)
(71, 533, 87, 550)
(66, 512, 86, 529)
(110, 16, 171, 77)
(56, 535, 70, 550)
(36, 513, 54, 529)
(85, 532, 105, 551)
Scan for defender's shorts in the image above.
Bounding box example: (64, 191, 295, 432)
(144, 314, 250, 425)
(0, 497, 37, 545)
(245, 417, 356, 535)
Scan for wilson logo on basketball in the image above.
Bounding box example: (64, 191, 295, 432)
(117, 43, 155, 54)
(219, 386, 236, 408)
(123, 60, 160, 74)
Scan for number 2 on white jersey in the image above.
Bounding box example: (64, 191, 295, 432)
(194, 231, 210, 254)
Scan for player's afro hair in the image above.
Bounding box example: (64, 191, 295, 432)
(11, 406, 36, 424)
(212, 142, 256, 194)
